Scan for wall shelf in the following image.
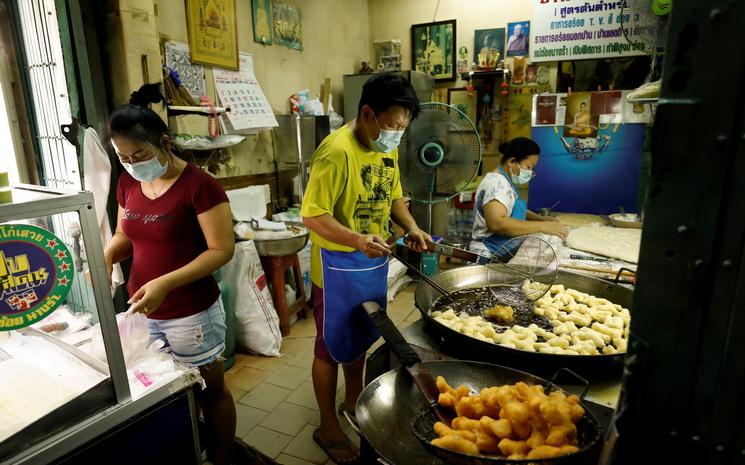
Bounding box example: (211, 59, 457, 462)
(461, 69, 507, 81)
(167, 105, 230, 117)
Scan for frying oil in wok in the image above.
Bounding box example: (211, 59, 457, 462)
(431, 286, 553, 333)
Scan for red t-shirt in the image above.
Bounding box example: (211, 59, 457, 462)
(117, 163, 229, 320)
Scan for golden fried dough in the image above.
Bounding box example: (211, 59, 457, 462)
(475, 430, 501, 453)
(433, 421, 476, 442)
(430, 378, 586, 459)
(498, 438, 530, 457)
(484, 305, 514, 323)
(546, 422, 577, 447)
(480, 416, 512, 439)
(432, 434, 480, 456)
(451, 416, 482, 432)
(526, 427, 547, 449)
(455, 396, 489, 419)
(526, 444, 579, 459)
(438, 392, 457, 409)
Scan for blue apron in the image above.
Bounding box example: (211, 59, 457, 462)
(482, 167, 527, 259)
(320, 249, 389, 364)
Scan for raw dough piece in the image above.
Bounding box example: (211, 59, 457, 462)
(565, 225, 641, 263)
(554, 213, 608, 228)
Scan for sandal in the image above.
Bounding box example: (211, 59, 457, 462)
(312, 428, 360, 465)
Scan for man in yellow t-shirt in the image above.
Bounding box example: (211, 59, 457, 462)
(301, 73, 430, 465)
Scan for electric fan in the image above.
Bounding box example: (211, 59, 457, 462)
(398, 102, 482, 233)
(398, 103, 558, 304)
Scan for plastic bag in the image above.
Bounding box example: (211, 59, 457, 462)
(90, 312, 150, 365)
(219, 241, 282, 356)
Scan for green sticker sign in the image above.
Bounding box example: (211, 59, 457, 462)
(0, 224, 74, 331)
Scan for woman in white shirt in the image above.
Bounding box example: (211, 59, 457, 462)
(470, 137, 567, 258)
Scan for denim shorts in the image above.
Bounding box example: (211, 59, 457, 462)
(147, 298, 226, 367)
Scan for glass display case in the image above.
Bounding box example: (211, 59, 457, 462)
(0, 185, 201, 465)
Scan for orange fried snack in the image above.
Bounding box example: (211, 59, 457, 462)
(432, 434, 480, 456)
(430, 377, 586, 460)
(433, 421, 476, 442)
(475, 430, 501, 453)
(451, 416, 482, 433)
(526, 444, 580, 459)
(540, 392, 578, 446)
(455, 396, 489, 419)
(436, 376, 471, 407)
(480, 416, 512, 439)
(498, 438, 530, 457)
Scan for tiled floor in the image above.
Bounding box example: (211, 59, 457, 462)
(224, 284, 421, 465)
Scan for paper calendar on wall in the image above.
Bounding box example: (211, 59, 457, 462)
(213, 53, 278, 131)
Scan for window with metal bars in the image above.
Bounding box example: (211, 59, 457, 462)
(17, 0, 79, 190)
(13, 0, 97, 317)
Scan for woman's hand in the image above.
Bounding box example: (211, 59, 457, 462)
(355, 233, 392, 258)
(541, 222, 569, 240)
(128, 277, 172, 315)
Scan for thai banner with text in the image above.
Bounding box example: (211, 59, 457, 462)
(531, 0, 651, 62)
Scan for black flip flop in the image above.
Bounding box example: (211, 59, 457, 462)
(312, 428, 360, 465)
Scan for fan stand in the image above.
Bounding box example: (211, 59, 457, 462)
(420, 142, 445, 235)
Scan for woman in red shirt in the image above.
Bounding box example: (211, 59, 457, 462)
(103, 84, 236, 465)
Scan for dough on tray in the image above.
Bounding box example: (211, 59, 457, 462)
(565, 225, 641, 264)
(554, 213, 607, 228)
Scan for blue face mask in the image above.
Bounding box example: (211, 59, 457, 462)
(368, 113, 405, 153)
(122, 156, 167, 183)
(510, 165, 534, 185)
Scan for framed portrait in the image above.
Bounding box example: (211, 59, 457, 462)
(506, 21, 530, 57)
(448, 87, 477, 125)
(252, 0, 273, 45)
(273, 0, 303, 51)
(411, 19, 456, 81)
(473, 28, 505, 69)
(186, 0, 239, 70)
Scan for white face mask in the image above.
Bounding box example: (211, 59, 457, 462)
(510, 164, 534, 185)
(368, 113, 404, 153)
(121, 156, 167, 182)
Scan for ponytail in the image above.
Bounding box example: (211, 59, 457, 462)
(106, 83, 170, 149)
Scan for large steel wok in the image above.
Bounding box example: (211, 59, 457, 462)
(355, 360, 602, 465)
(415, 266, 634, 377)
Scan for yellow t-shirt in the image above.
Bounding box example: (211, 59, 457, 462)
(300, 124, 403, 288)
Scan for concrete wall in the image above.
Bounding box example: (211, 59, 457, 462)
(155, 0, 371, 177)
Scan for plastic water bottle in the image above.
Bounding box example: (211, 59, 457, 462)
(455, 209, 465, 242)
(464, 210, 474, 243)
(447, 207, 458, 241)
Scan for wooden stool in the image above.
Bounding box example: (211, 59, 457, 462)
(260, 254, 310, 336)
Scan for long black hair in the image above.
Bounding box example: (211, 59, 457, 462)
(499, 137, 541, 164)
(106, 83, 170, 149)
